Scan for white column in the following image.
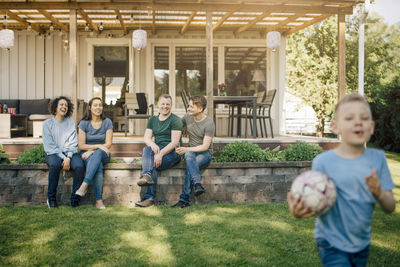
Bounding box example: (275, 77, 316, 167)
(206, 12, 213, 119)
(69, 10, 77, 122)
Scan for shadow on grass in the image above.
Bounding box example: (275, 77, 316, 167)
(1, 203, 399, 266)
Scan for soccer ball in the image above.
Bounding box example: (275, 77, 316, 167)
(290, 170, 337, 216)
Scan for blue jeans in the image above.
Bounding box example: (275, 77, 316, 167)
(141, 146, 181, 200)
(179, 151, 212, 203)
(45, 153, 85, 202)
(316, 238, 370, 267)
(81, 149, 111, 200)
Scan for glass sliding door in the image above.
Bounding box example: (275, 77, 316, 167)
(224, 47, 266, 96)
(175, 46, 217, 109)
(154, 46, 169, 103)
(93, 46, 129, 131)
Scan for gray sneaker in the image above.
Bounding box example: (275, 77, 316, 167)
(135, 198, 154, 207)
(137, 174, 154, 186)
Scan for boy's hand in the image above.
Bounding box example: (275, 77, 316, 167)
(365, 168, 383, 199)
(287, 192, 315, 218)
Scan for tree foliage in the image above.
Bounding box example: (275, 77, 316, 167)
(286, 17, 338, 137)
(287, 9, 400, 145)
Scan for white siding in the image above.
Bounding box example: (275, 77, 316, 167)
(27, 34, 36, 99)
(1, 49, 10, 98)
(35, 38, 45, 99)
(18, 34, 27, 99)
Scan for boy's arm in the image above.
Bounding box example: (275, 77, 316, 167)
(365, 169, 396, 214)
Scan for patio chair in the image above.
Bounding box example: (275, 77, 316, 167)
(181, 90, 189, 112)
(228, 90, 266, 137)
(124, 93, 154, 136)
(241, 89, 276, 138)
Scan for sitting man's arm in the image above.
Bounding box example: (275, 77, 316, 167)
(154, 130, 182, 168)
(176, 136, 212, 155)
(144, 128, 159, 154)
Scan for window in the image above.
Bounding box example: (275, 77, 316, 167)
(224, 47, 266, 96)
(175, 47, 217, 108)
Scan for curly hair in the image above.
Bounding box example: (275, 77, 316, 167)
(50, 96, 74, 118)
(81, 97, 106, 121)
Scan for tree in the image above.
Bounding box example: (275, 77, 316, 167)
(286, 16, 338, 137)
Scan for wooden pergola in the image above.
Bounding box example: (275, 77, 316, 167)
(0, 0, 363, 118)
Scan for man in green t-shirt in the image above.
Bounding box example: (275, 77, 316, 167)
(172, 95, 215, 208)
(136, 94, 182, 207)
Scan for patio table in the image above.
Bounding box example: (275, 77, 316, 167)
(213, 96, 257, 138)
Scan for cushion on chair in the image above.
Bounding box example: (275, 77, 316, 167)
(19, 99, 50, 115)
(135, 93, 148, 114)
(29, 114, 52, 120)
(0, 99, 20, 113)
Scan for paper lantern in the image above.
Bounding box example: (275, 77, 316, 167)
(266, 31, 281, 51)
(0, 29, 14, 49)
(132, 29, 147, 50)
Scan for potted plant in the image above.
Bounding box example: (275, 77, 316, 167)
(218, 83, 228, 96)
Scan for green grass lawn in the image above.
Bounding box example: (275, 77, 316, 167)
(1, 153, 400, 267)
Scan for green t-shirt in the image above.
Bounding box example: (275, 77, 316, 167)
(182, 113, 215, 153)
(147, 113, 183, 148)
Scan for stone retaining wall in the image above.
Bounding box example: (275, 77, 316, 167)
(0, 162, 311, 206)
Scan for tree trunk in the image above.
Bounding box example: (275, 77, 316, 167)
(316, 117, 325, 137)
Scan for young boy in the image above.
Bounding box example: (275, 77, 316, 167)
(288, 93, 396, 266)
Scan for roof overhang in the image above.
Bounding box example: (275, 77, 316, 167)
(0, 0, 363, 35)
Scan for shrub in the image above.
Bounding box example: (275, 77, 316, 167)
(282, 142, 323, 161)
(263, 146, 285, 162)
(17, 144, 46, 164)
(368, 77, 400, 152)
(214, 141, 265, 162)
(0, 144, 11, 164)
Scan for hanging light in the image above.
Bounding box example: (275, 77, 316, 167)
(49, 23, 54, 32)
(266, 31, 281, 52)
(132, 29, 147, 50)
(27, 22, 32, 32)
(85, 23, 89, 31)
(99, 22, 104, 31)
(0, 15, 14, 49)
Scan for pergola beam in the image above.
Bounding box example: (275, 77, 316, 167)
(213, 11, 233, 31)
(115, 10, 127, 34)
(0, 3, 355, 15)
(39, 10, 69, 32)
(77, 9, 98, 33)
(152, 9, 156, 34)
(235, 12, 270, 35)
(180, 11, 196, 35)
(0, 9, 41, 32)
(284, 14, 331, 35)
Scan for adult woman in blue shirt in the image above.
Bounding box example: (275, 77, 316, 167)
(42, 96, 85, 208)
(75, 97, 113, 209)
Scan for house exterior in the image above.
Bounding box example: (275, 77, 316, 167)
(0, 0, 362, 136)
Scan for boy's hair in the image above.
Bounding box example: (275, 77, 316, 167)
(334, 93, 372, 119)
(50, 96, 73, 118)
(190, 95, 207, 112)
(158, 94, 172, 103)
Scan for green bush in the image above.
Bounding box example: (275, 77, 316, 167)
(0, 144, 11, 164)
(17, 144, 46, 164)
(282, 141, 323, 161)
(214, 141, 265, 162)
(263, 146, 285, 162)
(368, 77, 400, 152)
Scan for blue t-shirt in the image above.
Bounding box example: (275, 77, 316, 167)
(78, 118, 113, 145)
(312, 148, 395, 253)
